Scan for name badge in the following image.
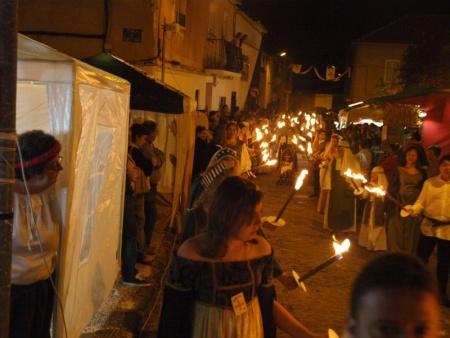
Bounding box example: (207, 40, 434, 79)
(231, 292, 248, 316)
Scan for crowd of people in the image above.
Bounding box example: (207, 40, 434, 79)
(10, 106, 449, 337)
(161, 109, 449, 336)
(308, 119, 450, 310)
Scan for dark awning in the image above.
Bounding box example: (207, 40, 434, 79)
(82, 53, 185, 113)
(368, 86, 438, 105)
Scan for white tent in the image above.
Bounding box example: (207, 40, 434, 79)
(16, 34, 131, 337)
(81, 53, 198, 234)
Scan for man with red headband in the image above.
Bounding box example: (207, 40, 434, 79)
(11, 130, 63, 338)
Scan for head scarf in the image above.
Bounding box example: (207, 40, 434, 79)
(371, 166, 388, 190)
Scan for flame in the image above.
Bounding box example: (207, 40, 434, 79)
(343, 169, 367, 183)
(294, 169, 308, 190)
(365, 185, 386, 196)
(266, 159, 277, 166)
(299, 144, 305, 151)
(292, 136, 298, 144)
(333, 238, 350, 256)
(270, 135, 277, 143)
(307, 142, 312, 154)
(255, 128, 263, 141)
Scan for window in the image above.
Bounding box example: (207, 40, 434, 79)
(208, 2, 217, 37)
(223, 11, 229, 39)
(384, 60, 400, 83)
(175, 0, 186, 27)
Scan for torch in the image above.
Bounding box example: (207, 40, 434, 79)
(264, 169, 309, 227)
(292, 238, 350, 290)
(242, 159, 277, 177)
(364, 185, 409, 215)
(344, 169, 367, 194)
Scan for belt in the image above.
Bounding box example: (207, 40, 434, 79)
(425, 216, 450, 227)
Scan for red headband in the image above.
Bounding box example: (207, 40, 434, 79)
(15, 140, 61, 169)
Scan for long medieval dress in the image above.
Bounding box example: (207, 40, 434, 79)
(157, 252, 276, 338)
(323, 158, 356, 232)
(387, 166, 426, 254)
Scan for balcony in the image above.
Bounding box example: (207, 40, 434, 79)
(205, 38, 243, 77)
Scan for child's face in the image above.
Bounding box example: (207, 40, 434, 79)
(347, 288, 440, 338)
(371, 172, 379, 184)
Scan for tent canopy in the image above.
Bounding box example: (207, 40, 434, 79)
(83, 52, 185, 113)
(368, 86, 438, 105)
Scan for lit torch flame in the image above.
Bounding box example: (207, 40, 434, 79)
(295, 169, 309, 191)
(364, 185, 386, 196)
(333, 238, 351, 259)
(343, 169, 368, 184)
(255, 128, 263, 141)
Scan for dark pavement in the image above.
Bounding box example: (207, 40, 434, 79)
(83, 163, 450, 337)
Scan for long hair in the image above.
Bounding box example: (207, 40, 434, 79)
(200, 176, 263, 259)
(399, 141, 429, 168)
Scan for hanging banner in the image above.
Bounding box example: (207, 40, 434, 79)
(383, 103, 418, 127)
(291, 64, 302, 74)
(326, 67, 336, 80)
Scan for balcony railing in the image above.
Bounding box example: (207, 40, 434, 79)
(206, 38, 243, 73)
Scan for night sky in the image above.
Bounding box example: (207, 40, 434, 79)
(239, 0, 450, 92)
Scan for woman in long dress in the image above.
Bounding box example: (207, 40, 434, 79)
(387, 143, 428, 254)
(322, 139, 361, 233)
(158, 176, 322, 338)
(357, 166, 389, 251)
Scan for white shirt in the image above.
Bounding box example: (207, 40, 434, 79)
(412, 175, 450, 240)
(12, 187, 61, 284)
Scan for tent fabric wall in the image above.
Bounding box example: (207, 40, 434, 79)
(86, 53, 200, 233)
(17, 34, 131, 337)
(395, 92, 450, 153)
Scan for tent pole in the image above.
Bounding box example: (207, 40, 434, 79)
(162, 17, 166, 83)
(0, 0, 17, 337)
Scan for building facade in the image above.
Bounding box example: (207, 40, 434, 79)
(18, 0, 266, 112)
(347, 15, 450, 104)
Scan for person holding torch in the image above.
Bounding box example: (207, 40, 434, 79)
(402, 154, 450, 307)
